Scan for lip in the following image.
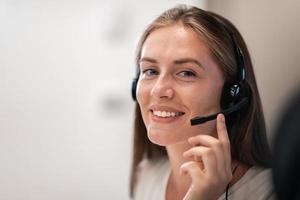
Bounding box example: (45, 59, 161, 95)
(149, 105, 185, 124)
(149, 105, 185, 113)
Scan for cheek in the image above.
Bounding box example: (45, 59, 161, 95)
(136, 81, 146, 104)
(136, 82, 150, 120)
(187, 82, 223, 114)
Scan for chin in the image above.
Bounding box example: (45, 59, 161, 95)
(146, 127, 189, 146)
(146, 120, 217, 146)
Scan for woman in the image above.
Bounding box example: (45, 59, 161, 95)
(130, 5, 274, 200)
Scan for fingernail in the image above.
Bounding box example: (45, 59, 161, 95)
(220, 114, 225, 123)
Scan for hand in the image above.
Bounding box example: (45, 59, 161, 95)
(180, 114, 232, 200)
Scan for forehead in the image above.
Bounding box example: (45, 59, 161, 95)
(141, 24, 211, 60)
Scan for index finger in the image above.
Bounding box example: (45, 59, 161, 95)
(217, 113, 231, 174)
(216, 113, 230, 144)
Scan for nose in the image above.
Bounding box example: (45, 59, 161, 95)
(151, 75, 174, 100)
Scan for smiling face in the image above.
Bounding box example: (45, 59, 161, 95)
(136, 24, 225, 146)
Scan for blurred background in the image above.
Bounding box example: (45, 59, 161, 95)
(0, 0, 299, 199)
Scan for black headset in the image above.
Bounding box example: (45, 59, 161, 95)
(131, 77, 138, 102)
(131, 22, 249, 126)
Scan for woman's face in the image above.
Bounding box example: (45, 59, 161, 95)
(136, 24, 225, 146)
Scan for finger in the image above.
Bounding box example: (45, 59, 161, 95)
(216, 114, 231, 172)
(188, 134, 219, 147)
(180, 161, 204, 181)
(194, 156, 205, 170)
(183, 146, 227, 185)
(183, 146, 217, 174)
(183, 146, 209, 158)
(216, 114, 230, 143)
(188, 135, 228, 174)
(199, 147, 217, 176)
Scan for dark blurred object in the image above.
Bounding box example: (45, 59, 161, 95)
(272, 89, 300, 200)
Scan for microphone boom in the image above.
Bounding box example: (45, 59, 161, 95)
(190, 98, 249, 126)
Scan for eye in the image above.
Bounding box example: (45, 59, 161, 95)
(141, 68, 158, 78)
(177, 70, 196, 77)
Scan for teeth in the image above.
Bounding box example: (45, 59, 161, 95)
(153, 110, 183, 118)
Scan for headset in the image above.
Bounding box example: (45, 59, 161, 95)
(131, 22, 250, 126)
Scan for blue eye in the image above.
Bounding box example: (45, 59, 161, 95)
(178, 71, 196, 77)
(142, 69, 158, 77)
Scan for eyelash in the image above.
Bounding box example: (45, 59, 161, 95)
(142, 69, 158, 77)
(141, 68, 197, 79)
(177, 70, 196, 77)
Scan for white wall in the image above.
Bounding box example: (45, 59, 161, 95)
(0, 1, 206, 199)
(3, 1, 297, 199)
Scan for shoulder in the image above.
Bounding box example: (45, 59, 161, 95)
(218, 166, 275, 200)
(133, 157, 170, 200)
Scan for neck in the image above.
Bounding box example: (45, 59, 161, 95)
(166, 141, 192, 199)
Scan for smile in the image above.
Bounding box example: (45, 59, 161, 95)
(151, 110, 185, 118)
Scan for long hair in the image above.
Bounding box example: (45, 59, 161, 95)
(129, 5, 271, 197)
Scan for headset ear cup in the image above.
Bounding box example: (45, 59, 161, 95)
(230, 84, 240, 98)
(221, 82, 245, 109)
(221, 81, 250, 108)
(131, 78, 138, 101)
(221, 82, 232, 109)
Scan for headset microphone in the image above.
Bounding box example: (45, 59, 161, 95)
(190, 97, 248, 126)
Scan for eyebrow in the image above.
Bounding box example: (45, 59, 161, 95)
(174, 58, 204, 69)
(139, 57, 157, 63)
(139, 57, 204, 69)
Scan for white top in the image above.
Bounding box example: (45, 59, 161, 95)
(133, 157, 275, 200)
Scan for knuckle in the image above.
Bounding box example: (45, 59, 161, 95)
(214, 141, 222, 149)
(204, 148, 214, 156)
(223, 140, 230, 147)
(223, 141, 231, 150)
(186, 161, 197, 168)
